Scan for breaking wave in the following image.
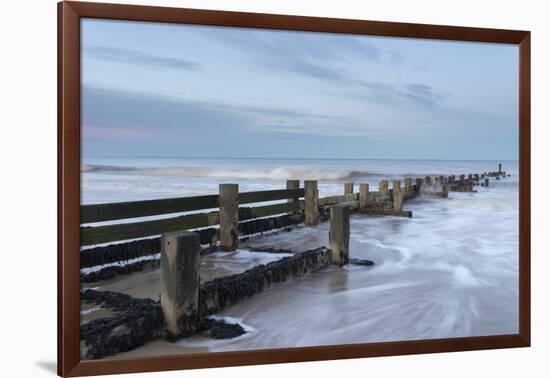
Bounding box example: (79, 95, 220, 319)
(82, 164, 372, 181)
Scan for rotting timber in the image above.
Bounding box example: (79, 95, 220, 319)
(79, 165, 509, 359)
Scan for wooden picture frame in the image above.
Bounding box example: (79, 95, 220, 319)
(58, 1, 531, 376)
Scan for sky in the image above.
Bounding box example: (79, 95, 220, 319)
(81, 19, 519, 160)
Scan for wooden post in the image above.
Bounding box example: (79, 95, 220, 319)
(305, 180, 319, 226)
(286, 179, 300, 214)
(485, 178, 490, 187)
(425, 176, 432, 185)
(405, 177, 412, 192)
(416, 178, 422, 192)
(442, 184, 449, 198)
(499, 163, 502, 173)
(359, 183, 369, 209)
(160, 231, 201, 340)
(439, 175, 445, 184)
(219, 183, 239, 251)
(379, 180, 388, 194)
(459, 175, 465, 185)
(329, 204, 350, 266)
(393, 180, 402, 211)
(344, 182, 354, 195)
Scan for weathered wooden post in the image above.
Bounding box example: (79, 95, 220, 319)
(459, 175, 465, 186)
(219, 183, 239, 251)
(499, 163, 502, 173)
(160, 231, 201, 340)
(207, 213, 219, 247)
(474, 173, 479, 181)
(344, 182, 354, 195)
(448, 176, 453, 184)
(468, 174, 473, 180)
(439, 175, 445, 184)
(425, 176, 432, 185)
(393, 180, 402, 211)
(305, 180, 319, 226)
(329, 204, 350, 266)
(405, 177, 412, 192)
(442, 184, 449, 198)
(485, 178, 490, 187)
(379, 180, 388, 194)
(286, 179, 300, 214)
(415, 178, 422, 192)
(359, 183, 369, 209)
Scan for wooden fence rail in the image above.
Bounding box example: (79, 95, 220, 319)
(81, 188, 305, 223)
(81, 188, 305, 246)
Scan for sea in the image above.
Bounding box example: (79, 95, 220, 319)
(81, 156, 519, 354)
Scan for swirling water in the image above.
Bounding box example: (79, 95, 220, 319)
(81, 157, 518, 356)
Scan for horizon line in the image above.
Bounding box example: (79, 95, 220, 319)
(82, 154, 519, 162)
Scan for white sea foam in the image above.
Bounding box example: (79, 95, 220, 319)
(207, 315, 256, 333)
(80, 253, 161, 274)
(83, 164, 370, 181)
(80, 306, 102, 315)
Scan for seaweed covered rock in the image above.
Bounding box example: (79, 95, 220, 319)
(80, 290, 163, 360)
(197, 318, 247, 339)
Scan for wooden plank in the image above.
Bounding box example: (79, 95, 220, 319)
(81, 195, 219, 223)
(82, 189, 305, 224)
(368, 191, 391, 202)
(82, 201, 305, 246)
(240, 201, 304, 220)
(360, 209, 413, 218)
(320, 200, 359, 212)
(318, 193, 358, 207)
(239, 188, 304, 204)
(339, 200, 359, 210)
(80, 212, 218, 246)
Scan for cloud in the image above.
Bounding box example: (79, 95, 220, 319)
(189, 28, 448, 110)
(356, 81, 447, 108)
(401, 83, 446, 107)
(193, 28, 400, 83)
(82, 86, 387, 140)
(81, 85, 514, 160)
(83, 45, 200, 71)
(82, 126, 164, 141)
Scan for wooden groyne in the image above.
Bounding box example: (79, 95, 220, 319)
(81, 246, 333, 359)
(79, 165, 509, 359)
